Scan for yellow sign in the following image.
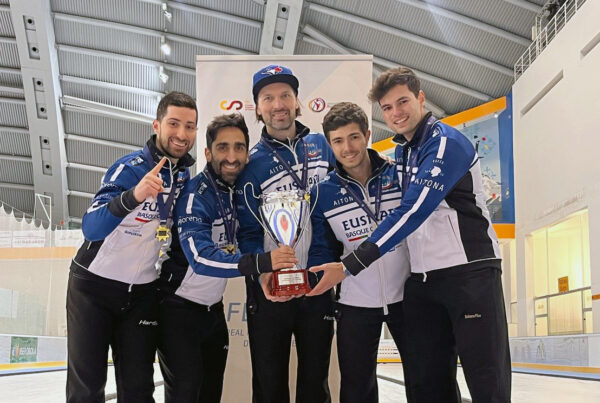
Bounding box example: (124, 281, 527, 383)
(558, 276, 569, 292)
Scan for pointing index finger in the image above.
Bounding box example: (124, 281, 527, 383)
(150, 157, 167, 175)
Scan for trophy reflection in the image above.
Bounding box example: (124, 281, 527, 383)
(258, 190, 312, 296)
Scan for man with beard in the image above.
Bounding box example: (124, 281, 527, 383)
(309, 67, 510, 402)
(67, 92, 198, 403)
(235, 64, 337, 403)
(157, 113, 297, 403)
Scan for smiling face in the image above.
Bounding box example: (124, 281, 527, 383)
(328, 122, 371, 173)
(153, 105, 197, 160)
(205, 126, 248, 185)
(255, 82, 300, 140)
(379, 84, 426, 141)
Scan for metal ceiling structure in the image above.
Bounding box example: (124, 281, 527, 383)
(0, 0, 541, 226)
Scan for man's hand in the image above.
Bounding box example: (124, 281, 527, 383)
(134, 157, 167, 202)
(270, 245, 297, 270)
(259, 273, 295, 302)
(306, 262, 345, 296)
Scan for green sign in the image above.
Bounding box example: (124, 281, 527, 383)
(10, 336, 38, 363)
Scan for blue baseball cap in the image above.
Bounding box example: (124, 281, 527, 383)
(252, 64, 299, 102)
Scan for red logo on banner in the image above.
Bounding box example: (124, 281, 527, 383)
(309, 98, 326, 112)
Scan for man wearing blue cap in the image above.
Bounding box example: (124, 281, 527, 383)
(235, 65, 336, 403)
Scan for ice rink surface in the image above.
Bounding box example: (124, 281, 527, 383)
(1, 363, 599, 402)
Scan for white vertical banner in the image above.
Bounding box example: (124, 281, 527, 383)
(195, 55, 373, 166)
(195, 55, 373, 401)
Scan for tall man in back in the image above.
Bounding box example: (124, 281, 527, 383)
(236, 64, 337, 403)
(309, 67, 511, 402)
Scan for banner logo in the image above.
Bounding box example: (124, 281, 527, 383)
(308, 98, 326, 112)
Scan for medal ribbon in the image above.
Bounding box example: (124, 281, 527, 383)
(142, 146, 177, 226)
(204, 167, 237, 246)
(401, 115, 437, 193)
(339, 175, 383, 223)
(260, 138, 309, 191)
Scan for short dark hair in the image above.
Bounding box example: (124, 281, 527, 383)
(368, 67, 421, 103)
(156, 92, 198, 122)
(206, 113, 249, 149)
(322, 102, 369, 141)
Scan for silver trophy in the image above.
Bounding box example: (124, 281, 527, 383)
(244, 186, 312, 296)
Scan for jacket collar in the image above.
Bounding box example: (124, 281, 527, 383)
(145, 135, 195, 169)
(204, 164, 235, 193)
(260, 120, 311, 147)
(334, 148, 390, 184)
(392, 111, 434, 147)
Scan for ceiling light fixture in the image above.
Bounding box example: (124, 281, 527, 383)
(159, 66, 169, 84)
(160, 36, 171, 56)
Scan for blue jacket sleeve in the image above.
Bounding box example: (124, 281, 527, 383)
(176, 184, 242, 278)
(342, 133, 475, 275)
(307, 185, 343, 268)
(81, 161, 142, 241)
(235, 167, 265, 255)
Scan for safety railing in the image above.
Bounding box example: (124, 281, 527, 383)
(534, 286, 593, 336)
(514, 0, 587, 81)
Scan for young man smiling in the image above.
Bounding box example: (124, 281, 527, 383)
(67, 92, 197, 403)
(308, 102, 412, 403)
(157, 113, 296, 403)
(309, 67, 511, 402)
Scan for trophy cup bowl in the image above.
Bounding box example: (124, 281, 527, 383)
(259, 190, 312, 297)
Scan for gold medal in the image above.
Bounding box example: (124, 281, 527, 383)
(156, 225, 170, 242)
(222, 244, 237, 254)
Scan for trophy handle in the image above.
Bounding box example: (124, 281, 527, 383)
(242, 182, 279, 245)
(294, 183, 320, 247)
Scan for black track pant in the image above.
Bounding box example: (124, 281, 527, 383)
(402, 265, 511, 403)
(336, 301, 412, 403)
(66, 264, 158, 403)
(247, 291, 334, 403)
(157, 294, 228, 403)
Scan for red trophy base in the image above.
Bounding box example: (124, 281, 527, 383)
(271, 268, 312, 296)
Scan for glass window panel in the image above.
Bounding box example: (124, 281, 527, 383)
(536, 316, 548, 336)
(583, 289, 592, 309)
(584, 311, 593, 334)
(535, 298, 547, 316)
(548, 292, 583, 335)
(547, 215, 585, 292)
(581, 212, 591, 287)
(510, 302, 518, 324)
(532, 230, 548, 297)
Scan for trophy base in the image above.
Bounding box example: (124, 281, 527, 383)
(271, 269, 311, 297)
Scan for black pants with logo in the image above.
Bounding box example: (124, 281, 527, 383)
(157, 294, 228, 403)
(336, 301, 412, 403)
(66, 264, 158, 403)
(247, 288, 334, 403)
(402, 265, 511, 403)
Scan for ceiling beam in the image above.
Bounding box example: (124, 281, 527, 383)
(306, 3, 514, 77)
(61, 96, 154, 124)
(64, 133, 140, 152)
(66, 162, 108, 174)
(0, 154, 32, 163)
(10, 0, 70, 225)
(302, 25, 492, 102)
(0, 85, 25, 97)
(502, 0, 542, 14)
(260, 0, 304, 54)
(68, 190, 95, 199)
(0, 182, 34, 191)
(54, 13, 253, 56)
(395, 0, 530, 46)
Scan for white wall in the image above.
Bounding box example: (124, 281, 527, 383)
(512, 0, 600, 336)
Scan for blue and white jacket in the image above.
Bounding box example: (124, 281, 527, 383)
(160, 165, 273, 306)
(235, 121, 336, 270)
(343, 113, 501, 276)
(308, 150, 410, 310)
(72, 136, 194, 284)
